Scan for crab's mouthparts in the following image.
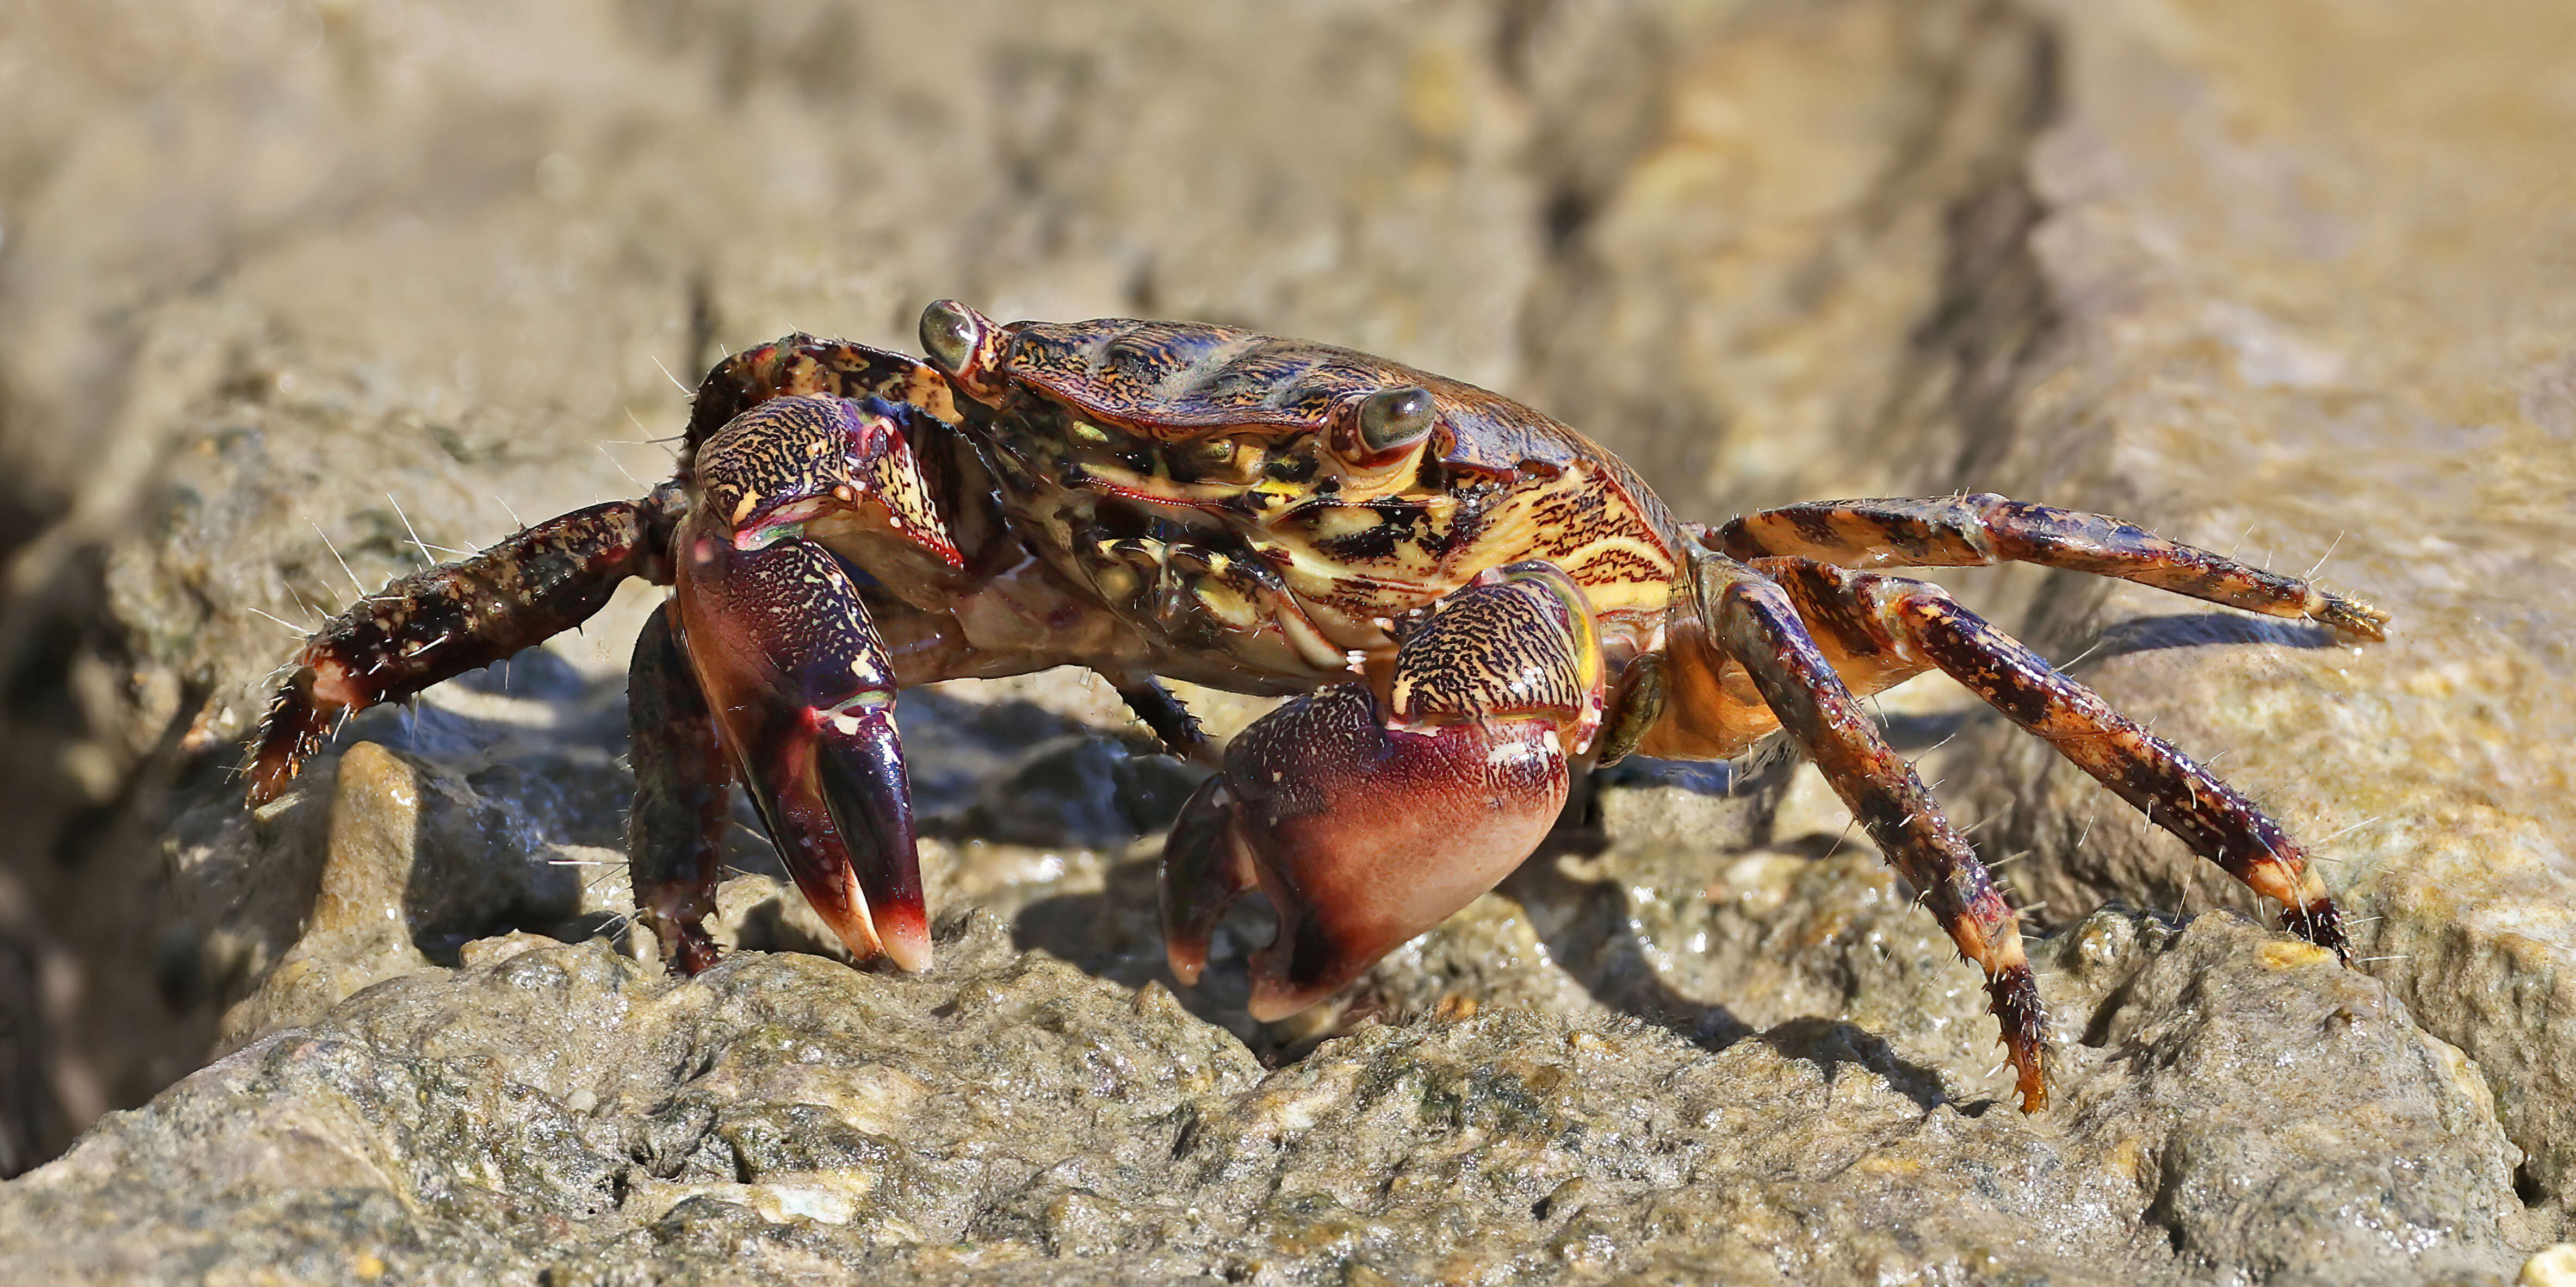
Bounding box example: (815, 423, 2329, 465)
(735, 490, 963, 571)
(701, 394, 964, 569)
(733, 496, 834, 550)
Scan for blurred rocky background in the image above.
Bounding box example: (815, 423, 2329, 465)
(0, 0, 2570, 1282)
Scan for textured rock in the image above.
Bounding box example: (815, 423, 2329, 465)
(0, 916, 2530, 1283)
(1934, 0, 2576, 1234)
(0, 0, 2563, 1279)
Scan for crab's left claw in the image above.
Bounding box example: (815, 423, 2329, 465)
(677, 532, 930, 971)
(1162, 690, 1575, 1018)
(1161, 563, 1605, 1019)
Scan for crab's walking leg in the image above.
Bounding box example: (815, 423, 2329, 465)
(1113, 676, 1223, 768)
(248, 486, 684, 806)
(1761, 557, 2349, 960)
(1161, 563, 1604, 1019)
(627, 601, 732, 974)
(1689, 551, 2052, 1110)
(677, 534, 929, 971)
(1716, 494, 2391, 639)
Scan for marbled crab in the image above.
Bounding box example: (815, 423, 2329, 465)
(246, 301, 2389, 1110)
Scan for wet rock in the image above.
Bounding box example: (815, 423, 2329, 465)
(0, 913, 2531, 1283)
(1931, 0, 2576, 1238)
(0, 0, 2563, 1279)
(214, 743, 437, 1051)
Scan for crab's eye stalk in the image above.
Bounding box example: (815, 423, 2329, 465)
(918, 300, 1011, 403)
(1357, 386, 1436, 455)
(919, 300, 983, 375)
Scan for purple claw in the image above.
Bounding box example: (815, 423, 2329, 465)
(1162, 685, 1570, 1020)
(808, 699, 930, 970)
(678, 530, 931, 972)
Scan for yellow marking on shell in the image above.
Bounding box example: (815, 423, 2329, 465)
(1196, 580, 1259, 628)
(1276, 547, 1351, 600)
(1565, 537, 1682, 616)
(730, 491, 763, 525)
(1252, 479, 1312, 508)
(1482, 467, 1678, 617)
(1275, 603, 1354, 671)
(897, 367, 959, 424)
(1306, 506, 1384, 540)
(1088, 560, 1141, 602)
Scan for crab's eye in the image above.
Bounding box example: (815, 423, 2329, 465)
(1357, 386, 1436, 454)
(920, 300, 982, 375)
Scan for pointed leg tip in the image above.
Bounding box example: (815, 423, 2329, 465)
(248, 666, 352, 809)
(245, 766, 288, 809)
(2013, 1061, 2051, 1114)
(2284, 897, 2351, 964)
(673, 932, 720, 977)
(1983, 963, 2053, 1113)
(246, 731, 323, 808)
(2320, 595, 2391, 642)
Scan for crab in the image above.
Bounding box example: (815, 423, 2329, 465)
(245, 301, 2390, 1111)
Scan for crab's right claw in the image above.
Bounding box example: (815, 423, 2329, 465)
(677, 532, 930, 971)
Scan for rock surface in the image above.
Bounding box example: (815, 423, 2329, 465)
(0, 917, 2532, 1284)
(0, 0, 2568, 1280)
